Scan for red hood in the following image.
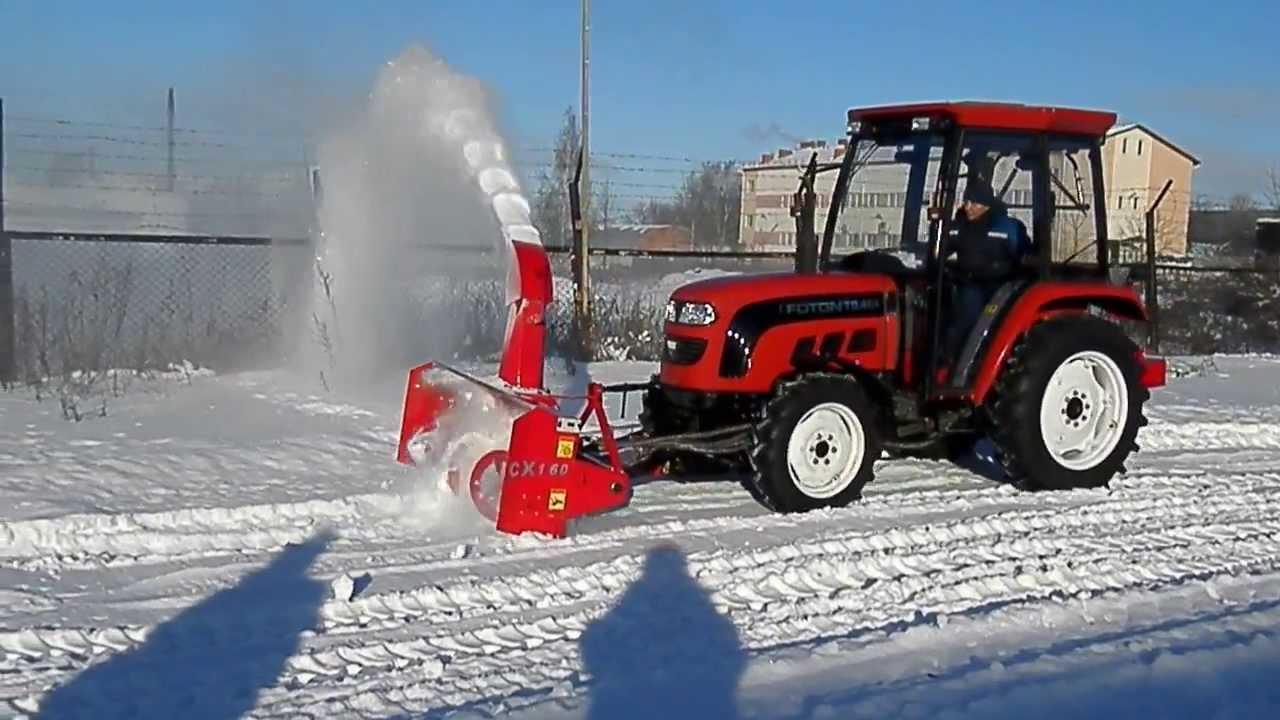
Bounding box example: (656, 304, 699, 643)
(670, 272, 896, 307)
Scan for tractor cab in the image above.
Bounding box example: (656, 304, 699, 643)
(800, 102, 1128, 398)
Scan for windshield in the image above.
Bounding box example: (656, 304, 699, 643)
(826, 134, 943, 258)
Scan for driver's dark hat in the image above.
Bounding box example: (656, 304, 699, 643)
(963, 181, 997, 207)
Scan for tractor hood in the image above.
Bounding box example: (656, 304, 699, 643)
(660, 271, 900, 394)
(669, 272, 897, 314)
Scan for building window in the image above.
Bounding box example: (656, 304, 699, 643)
(1132, 196, 1140, 210)
(1118, 196, 1124, 210)
(1137, 139, 1143, 156)
(1122, 138, 1128, 154)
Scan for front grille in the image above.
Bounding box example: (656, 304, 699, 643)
(663, 336, 707, 365)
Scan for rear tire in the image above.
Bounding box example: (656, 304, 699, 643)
(989, 315, 1149, 490)
(748, 374, 881, 512)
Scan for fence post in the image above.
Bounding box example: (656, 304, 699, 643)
(0, 97, 14, 385)
(166, 88, 176, 192)
(1144, 179, 1174, 353)
(793, 153, 819, 273)
(569, 148, 593, 361)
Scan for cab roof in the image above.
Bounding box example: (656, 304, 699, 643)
(847, 102, 1117, 137)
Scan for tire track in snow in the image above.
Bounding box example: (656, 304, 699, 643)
(259, 510, 1280, 718)
(316, 476, 1280, 634)
(0, 413, 1259, 569)
(9, 474, 1280, 716)
(0, 463, 1269, 579)
(0, 493, 407, 565)
(1140, 420, 1280, 452)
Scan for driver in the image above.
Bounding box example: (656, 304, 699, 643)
(940, 180, 1030, 373)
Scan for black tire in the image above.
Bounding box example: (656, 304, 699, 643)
(638, 374, 682, 436)
(748, 373, 882, 512)
(639, 375, 748, 478)
(988, 315, 1149, 491)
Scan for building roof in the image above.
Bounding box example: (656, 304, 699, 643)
(848, 101, 1117, 136)
(1106, 123, 1201, 167)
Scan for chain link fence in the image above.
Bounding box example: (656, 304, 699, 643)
(540, 251, 1280, 362)
(545, 251, 794, 361)
(8, 237, 1276, 385)
(6, 232, 310, 383)
(1139, 262, 1280, 355)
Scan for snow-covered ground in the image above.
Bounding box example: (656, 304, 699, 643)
(3, 356, 1280, 719)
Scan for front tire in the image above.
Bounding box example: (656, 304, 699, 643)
(640, 376, 750, 478)
(748, 374, 881, 512)
(989, 315, 1149, 490)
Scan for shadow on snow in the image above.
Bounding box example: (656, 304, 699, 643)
(36, 531, 333, 720)
(579, 543, 747, 720)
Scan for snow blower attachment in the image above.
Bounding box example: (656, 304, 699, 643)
(395, 240, 633, 538)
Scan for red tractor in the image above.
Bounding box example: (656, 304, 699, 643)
(397, 102, 1167, 537)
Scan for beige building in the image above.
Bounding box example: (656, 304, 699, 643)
(740, 140, 916, 253)
(740, 123, 1199, 261)
(1101, 124, 1200, 260)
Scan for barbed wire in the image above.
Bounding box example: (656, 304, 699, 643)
(1, 200, 300, 220)
(6, 146, 311, 168)
(6, 113, 308, 140)
(6, 164, 306, 185)
(4, 130, 313, 154)
(5, 179, 302, 199)
(0, 116, 1249, 210)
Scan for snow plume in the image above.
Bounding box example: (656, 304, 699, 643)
(304, 44, 535, 387)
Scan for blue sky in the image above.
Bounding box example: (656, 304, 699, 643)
(1, 0, 1277, 199)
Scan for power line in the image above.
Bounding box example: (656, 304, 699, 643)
(6, 113, 307, 140)
(596, 179, 684, 190)
(516, 147, 714, 164)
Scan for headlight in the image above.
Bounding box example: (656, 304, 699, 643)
(675, 301, 717, 326)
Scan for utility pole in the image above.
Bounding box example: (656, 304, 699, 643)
(166, 87, 176, 192)
(574, 0, 593, 360)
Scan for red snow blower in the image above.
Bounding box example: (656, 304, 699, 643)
(395, 240, 635, 537)
(397, 102, 1169, 539)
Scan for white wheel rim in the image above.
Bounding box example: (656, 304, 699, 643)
(786, 402, 866, 499)
(1039, 350, 1129, 471)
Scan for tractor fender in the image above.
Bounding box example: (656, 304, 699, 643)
(969, 283, 1147, 406)
(771, 363, 896, 433)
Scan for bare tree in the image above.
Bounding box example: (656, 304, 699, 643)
(629, 161, 742, 248)
(531, 107, 580, 247)
(1216, 193, 1261, 256)
(1266, 163, 1280, 210)
(530, 107, 612, 243)
(1229, 193, 1256, 212)
(594, 176, 614, 231)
